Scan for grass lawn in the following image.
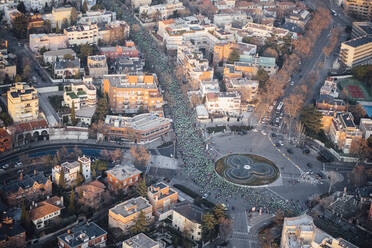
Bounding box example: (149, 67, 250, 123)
(339, 78, 372, 101)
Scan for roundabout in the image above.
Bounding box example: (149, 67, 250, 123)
(215, 154, 280, 186)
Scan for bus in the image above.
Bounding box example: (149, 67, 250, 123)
(276, 101, 283, 113)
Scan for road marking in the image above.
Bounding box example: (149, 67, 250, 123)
(266, 187, 287, 201)
(244, 210, 251, 233)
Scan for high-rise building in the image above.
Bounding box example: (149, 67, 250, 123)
(7, 83, 39, 123)
(344, 0, 372, 20)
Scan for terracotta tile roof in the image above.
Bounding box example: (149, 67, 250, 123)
(30, 201, 61, 221)
(11, 119, 48, 134)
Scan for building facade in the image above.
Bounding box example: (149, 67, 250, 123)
(52, 156, 92, 187)
(64, 24, 100, 46)
(205, 92, 241, 116)
(7, 83, 39, 123)
(103, 74, 164, 115)
(344, 0, 372, 20)
(43, 49, 76, 64)
(87, 55, 108, 78)
(63, 82, 97, 110)
(30, 196, 63, 229)
(148, 182, 178, 219)
(106, 164, 142, 191)
(172, 202, 203, 241)
(29, 33, 68, 52)
(109, 197, 153, 232)
(75, 180, 106, 209)
(339, 35, 372, 67)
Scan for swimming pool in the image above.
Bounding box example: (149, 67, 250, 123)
(362, 105, 372, 117)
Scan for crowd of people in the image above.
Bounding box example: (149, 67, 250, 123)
(120, 9, 307, 216)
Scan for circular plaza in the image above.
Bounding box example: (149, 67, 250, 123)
(215, 154, 280, 187)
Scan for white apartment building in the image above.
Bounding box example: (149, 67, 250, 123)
(319, 78, 339, 98)
(139, 0, 185, 20)
(30, 196, 63, 229)
(213, 12, 252, 27)
(205, 91, 241, 116)
(200, 79, 220, 97)
(63, 82, 97, 110)
(29, 33, 68, 52)
(23, 0, 53, 11)
(131, 0, 151, 9)
(225, 78, 258, 102)
(52, 156, 92, 187)
(63, 24, 100, 46)
(242, 22, 291, 39)
(78, 10, 116, 25)
(359, 118, 372, 140)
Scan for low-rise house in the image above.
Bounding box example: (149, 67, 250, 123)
(75, 180, 107, 209)
(200, 79, 220, 98)
(43, 49, 77, 64)
(320, 78, 339, 98)
(205, 92, 241, 116)
(64, 24, 100, 46)
(0, 171, 52, 206)
(99, 114, 172, 144)
(131, 0, 152, 9)
(359, 118, 372, 139)
(106, 164, 142, 191)
(113, 56, 145, 74)
(54, 59, 82, 79)
(7, 119, 49, 147)
(99, 44, 139, 59)
(100, 20, 130, 44)
(75, 106, 96, 126)
(122, 233, 162, 248)
(52, 156, 92, 187)
(87, 55, 108, 78)
(109, 197, 153, 232)
(213, 42, 257, 65)
(285, 9, 311, 30)
(78, 10, 116, 25)
(57, 222, 107, 248)
(172, 201, 203, 241)
(30, 196, 64, 229)
(148, 182, 178, 220)
(63, 82, 97, 110)
(29, 33, 68, 53)
(139, 0, 185, 21)
(225, 78, 258, 103)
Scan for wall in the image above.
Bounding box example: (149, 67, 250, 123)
(49, 127, 89, 140)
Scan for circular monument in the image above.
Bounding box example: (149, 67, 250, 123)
(215, 154, 279, 186)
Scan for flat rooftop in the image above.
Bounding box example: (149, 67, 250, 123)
(110, 197, 151, 218)
(343, 35, 372, 48)
(104, 113, 171, 131)
(106, 164, 141, 181)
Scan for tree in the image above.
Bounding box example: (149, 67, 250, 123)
(254, 68, 270, 89)
(55, 23, 60, 33)
(130, 146, 150, 166)
(64, 54, 75, 60)
(242, 36, 254, 44)
(92, 96, 109, 123)
(68, 191, 75, 215)
(227, 49, 240, 64)
(71, 101, 77, 126)
(13, 14, 29, 39)
(59, 168, 66, 188)
(82, 0, 88, 13)
(15, 74, 22, 83)
(299, 106, 322, 137)
(263, 47, 278, 58)
(349, 104, 366, 125)
(110, 148, 123, 162)
(368, 135, 372, 148)
(92, 159, 107, 171)
(20, 202, 31, 230)
(44, 19, 52, 33)
(17, 1, 27, 14)
(213, 203, 227, 220)
(219, 217, 233, 241)
(130, 210, 149, 234)
(61, 18, 69, 31)
(70, 7, 78, 24)
(202, 213, 217, 240)
(39, 46, 48, 55)
(136, 178, 148, 198)
(22, 64, 31, 81)
(327, 170, 343, 193)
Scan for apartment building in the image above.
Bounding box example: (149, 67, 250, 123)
(351, 22, 372, 38)
(64, 24, 100, 46)
(99, 20, 130, 44)
(0, 50, 16, 79)
(139, 0, 185, 20)
(0, 171, 52, 206)
(205, 92, 241, 116)
(29, 33, 68, 52)
(109, 197, 153, 232)
(319, 78, 339, 98)
(242, 22, 291, 40)
(213, 42, 257, 65)
(147, 182, 178, 219)
(57, 222, 107, 248)
(225, 78, 258, 103)
(281, 214, 358, 248)
(30, 196, 63, 229)
(113, 56, 145, 74)
(100, 113, 172, 144)
(122, 233, 161, 248)
(284, 9, 311, 29)
(213, 12, 252, 28)
(63, 82, 96, 110)
(23, 0, 52, 11)
(99, 44, 139, 59)
(54, 59, 82, 79)
(103, 74, 164, 115)
(7, 83, 39, 123)
(131, 0, 151, 9)
(87, 55, 108, 78)
(78, 10, 116, 25)
(106, 164, 142, 191)
(329, 112, 363, 154)
(52, 156, 92, 187)
(172, 201, 203, 241)
(316, 95, 346, 112)
(344, 0, 372, 20)
(339, 35, 372, 67)
(43, 49, 76, 64)
(200, 79, 220, 97)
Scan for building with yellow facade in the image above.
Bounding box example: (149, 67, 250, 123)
(103, 74, 164, 116)
(7, 83, 39, 123)
(339, 35, 372, 68)
(344, 0, 372, 20)
(213, 42, 256, 65)
(147, 182, 178, 220)
(63, 82, 97, 110)
(52, 7, 73, 28)
(108, 197, 153, 232)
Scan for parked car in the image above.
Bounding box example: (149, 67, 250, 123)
(15, 161, 22, 168)
(2, 164, 9, 169)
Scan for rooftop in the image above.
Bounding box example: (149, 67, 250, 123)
(30, 200, 62, 221)
(122, 233, 159, 248)
(58, 222, 106, 247)
(106, 164, 141, 181)
(55, 59, 80, 70)
(104, 113, 171, 131)
(343, 35, 372, 48)
(238, 55, 276, 67)
(173, 201, 203, 223)
(1, 171, 50, 194)
(110, 197, 151, 218)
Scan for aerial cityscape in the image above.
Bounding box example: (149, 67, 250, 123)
(0, 0, 372, 247)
